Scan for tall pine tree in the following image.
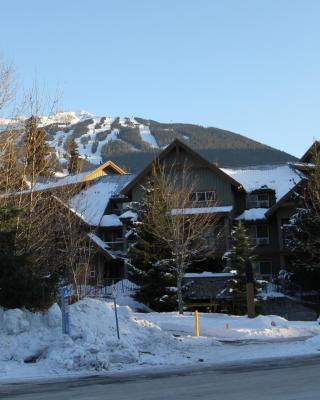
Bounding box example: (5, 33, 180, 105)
(128, 173, 177, 311)
(224, 221, 256, 315)
(284, 147, 320, 291)
(67, 138, 81, 174)
(24, 115, 52, 183)
(0, 206, 40, 309)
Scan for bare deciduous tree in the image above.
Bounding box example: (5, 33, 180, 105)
(0, 59, 15, 112)
(144, 163, 221, 314)
(53, 187, 96, 300)
(0, 68, 94, 306)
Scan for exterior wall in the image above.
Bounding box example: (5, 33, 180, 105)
(130, 159, 236, 208)
(274, 204, 296, 269)
(232, 187, 246, 216)
(242, 216, 282, 278)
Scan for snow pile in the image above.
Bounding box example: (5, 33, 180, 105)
(0, 299, 319, 382)
(105, 280, 150, 312)
(0, 299, 181, 376)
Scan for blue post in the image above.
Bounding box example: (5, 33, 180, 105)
(60, 287, 71, 336)
(114, 297, 120, 340)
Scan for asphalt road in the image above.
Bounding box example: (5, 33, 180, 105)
(1, 355, 320, 400)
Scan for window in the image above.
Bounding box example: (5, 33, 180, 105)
(254, 261, 273, 280)
(247, 193, 270, 208)
(89, 269, 96, 278)
(189, 191, 216, 203)
(281, 218, 290, 247)
(248, 224, 269, 245)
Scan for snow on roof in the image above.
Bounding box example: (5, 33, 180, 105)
(34, 171, 91, 191)
(184, 272, 234, 278)
(171, 206, 233, 216)
(235, 208, 268, 221)
(100, 214, 123, 228)
(222, 164, 303, 200)
(70, 175, 134, 226)
(88, 232, 110, 251)
(119, 210, 138, 220)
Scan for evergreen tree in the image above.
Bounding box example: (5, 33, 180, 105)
(0, 206, 37, 309)
(67, 138, 81, 174)
(224, 221, 256, 315)
(128, 174, 177, 311)
(284, 149, 320, 291)
(24, 115, 52, 181)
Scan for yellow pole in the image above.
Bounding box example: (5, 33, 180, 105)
(195, 310, 200, 337)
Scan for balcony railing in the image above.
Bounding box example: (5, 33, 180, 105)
(105, 241, 125, 252)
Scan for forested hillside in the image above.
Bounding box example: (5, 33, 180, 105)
(0, 112, 297, 173)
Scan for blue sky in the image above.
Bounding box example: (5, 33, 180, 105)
(1, 0, 319, 157)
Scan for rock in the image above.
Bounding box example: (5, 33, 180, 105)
(47, 303, 62, 328)
(4, 309, 29, 335)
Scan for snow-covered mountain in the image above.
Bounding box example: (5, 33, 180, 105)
(0, 111, 297, 172)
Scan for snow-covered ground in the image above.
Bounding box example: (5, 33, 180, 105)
(0, 298, 319, 383)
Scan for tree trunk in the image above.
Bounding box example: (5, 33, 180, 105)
(177, 264, 184, 315)
(245, 261, 255, 318)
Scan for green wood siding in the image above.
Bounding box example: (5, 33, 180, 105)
(130, 166, 236, 207)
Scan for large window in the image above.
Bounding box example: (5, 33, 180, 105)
(248, 224, 269, 245)
(189, 191, 216, 204)
(247, 193, 270, 208)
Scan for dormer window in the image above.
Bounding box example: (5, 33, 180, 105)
(247, 193, 270, 208)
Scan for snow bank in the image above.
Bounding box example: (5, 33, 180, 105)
(0, 299, 319, 382)
(0, 299, 180, 377)
(140, 312, 319, 341)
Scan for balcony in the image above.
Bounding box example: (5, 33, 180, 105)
(105, 241, 125, 252)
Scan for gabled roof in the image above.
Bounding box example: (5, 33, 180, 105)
(121, 139, 243, 195)
(70, 174, 134, 226)
(33, 160, 126, 192)
(81, 160, 126, 181)
(300, 140, 320, 163)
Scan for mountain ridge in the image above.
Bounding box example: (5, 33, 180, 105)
(0, 111, 297, 173)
